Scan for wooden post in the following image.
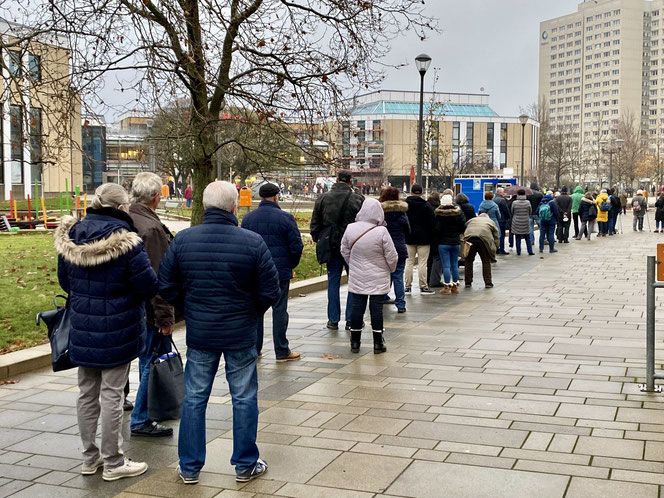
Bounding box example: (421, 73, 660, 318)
(34, 181, 39, 220)
(40, 197, 47, 227)
(13, 200, 18, 220)
(27, 195, 32, 222)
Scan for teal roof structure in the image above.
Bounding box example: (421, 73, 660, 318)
(350, 101, 498, 118)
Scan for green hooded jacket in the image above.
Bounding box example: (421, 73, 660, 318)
(571, 186, 584, 213)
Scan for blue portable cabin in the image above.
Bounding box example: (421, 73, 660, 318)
(454, 175, 517, 213)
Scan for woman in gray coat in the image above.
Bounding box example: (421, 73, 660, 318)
(510, 190, 534, 256)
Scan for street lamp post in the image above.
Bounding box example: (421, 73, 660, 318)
(415, 54, 432, 187)
(600, 138, 624, 189)
(519, 114, 528, 186)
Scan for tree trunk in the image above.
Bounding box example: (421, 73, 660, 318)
(191, 158, 216, 225)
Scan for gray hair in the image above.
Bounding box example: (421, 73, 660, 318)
(91, 183, 128, 209)
(203, 181, 238, 212)
(131, 172, 163, 204)
(496, 187, 504, 195)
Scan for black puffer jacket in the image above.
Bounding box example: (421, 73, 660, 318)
(527, 183, 544, 214)
(555, 194, 573, 218)
(457, 196, 476, 221)
(310, 182, 364, 243)
(405, 195, 436, 245)
(434, 204, 466, 246)
(381, 200, 410, 261)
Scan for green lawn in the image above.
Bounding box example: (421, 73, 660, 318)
(0, 231, 322, 353)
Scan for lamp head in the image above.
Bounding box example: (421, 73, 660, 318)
(519, 114, 529, 126)
(415, 54, 432, 74)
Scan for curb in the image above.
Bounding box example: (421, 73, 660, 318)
(0, 274, 345, 380)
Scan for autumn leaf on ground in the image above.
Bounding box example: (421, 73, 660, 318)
(0, 379, 18, 385)
(322, 354, 340, 360)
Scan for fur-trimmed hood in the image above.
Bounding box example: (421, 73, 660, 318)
(54, 215, 142, 267)
(381, 200, 408, 213)
(435, 204, 462, 217)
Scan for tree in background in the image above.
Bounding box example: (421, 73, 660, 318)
(4, 0, 435, 223)
(614, 110, 647, 187)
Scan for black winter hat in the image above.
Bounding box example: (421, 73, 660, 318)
(259, 183, 280, 198)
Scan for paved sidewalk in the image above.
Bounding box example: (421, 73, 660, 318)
(2, 213, 664, 497)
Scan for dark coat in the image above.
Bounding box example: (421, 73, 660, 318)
(494, 195, 511, 224)
(458, 199, 476, 222)
(527, 183, 544, 214)
(128, 202, 175, 328)
(434, 204, 466, 246)
(579, 197, 596, 222)
(405, 195, 436, 245)
(555, 194, 573, 218)
(55, 209, 158, 369)
(310, 182, 364, 243)
(381, 200, 410, 261)
(242, 200, 304, 281)
(656, 197, 664, 222)
(609, 194, 622, 217)
(159, 208, 280, 352)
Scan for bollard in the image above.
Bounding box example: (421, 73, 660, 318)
(641, 255, 664, 392)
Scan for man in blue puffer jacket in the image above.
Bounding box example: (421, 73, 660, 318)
(159, 181, 280, 485)
(242, 182, 304, 362)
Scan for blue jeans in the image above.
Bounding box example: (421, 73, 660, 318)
(186, 198, 192, 208)
(498, 221, 507, 252)
(515, 235, 533, 255)
(438, 245, 460, 284)
(608, 216, 617, 234)
(130, 325, 171, 431)
(178, 347, 259, 477)
(386, 259, 406, 310)
(539, 221, 555, 251)
(257, 280, 291, 358)
(327, 253, 352, 323)
(529, 215, 540, 245)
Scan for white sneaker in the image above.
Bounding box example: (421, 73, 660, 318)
(102, 458, 148, 481)
(81, 457, 104, 475)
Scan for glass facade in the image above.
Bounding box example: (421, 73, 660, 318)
(452, 122, 460, 167)
(500, 123, 508, 167)
(29, 108, 42, 184)
(466, 122, 474, 165)
(487, 123, 494, 166)
(28, 53, 41, 81)
(82, 122, 106, 192)
(10, 105, 23, 184)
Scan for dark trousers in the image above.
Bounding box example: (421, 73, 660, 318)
(257, 279, 291, 358)
(515, 235, 533, 255)
(608, 215, 617, 234)
(622, 206, 627, 215)
(427, 244, 442, 287)
(464, 237, 492, 286)
(498, 222, 507, 253)
(557, 219, 571, 242)
(350, 293, 383, 331)
(572, 212, 580, 238)
(598, 221, 608, 235)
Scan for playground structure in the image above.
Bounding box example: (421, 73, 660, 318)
(1, 178, 87, 232)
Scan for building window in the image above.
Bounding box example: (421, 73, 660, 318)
(500, 123, 507, 167)
(466, 122, 474, 165)
(486, 123, 494, 166)
(30, 108, 42, 183)
(10, 105, 24, 184)
(28, 53, 40, 81)
(452, 122, 460, 167)
(8, 50, 21, 77)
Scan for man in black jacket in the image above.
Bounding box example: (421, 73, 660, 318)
(405, 184, 436, 295)
(527, 183, 543, 245)
(554, 187, 573, 243)
(494, 187, 511, 255)
(310, 170, 364, 330)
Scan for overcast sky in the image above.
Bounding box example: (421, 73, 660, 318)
(378, 0, 583, 117)
(102, 0, 583, 122)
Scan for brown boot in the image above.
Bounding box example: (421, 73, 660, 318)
(440, 284, 452, 295)
(450, 283, 459, 294)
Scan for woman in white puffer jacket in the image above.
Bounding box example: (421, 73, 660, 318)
(341, 198, 398, 354)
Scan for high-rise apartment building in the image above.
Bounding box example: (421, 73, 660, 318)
(539, 0, 664, 180)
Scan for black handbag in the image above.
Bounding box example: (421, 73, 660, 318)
(147, 336, 185, 421)
(315, 192, 352, 264)
(36, 295, 75, 372)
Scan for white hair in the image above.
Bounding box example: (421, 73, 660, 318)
(91, 183, 128, 209)
(131, 172, 163, 204)
(203, 181, 238, 212)
(496, 187, 504, 195)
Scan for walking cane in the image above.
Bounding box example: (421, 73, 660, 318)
(646, 209, 652, 232)
(619, 213, 623, 234)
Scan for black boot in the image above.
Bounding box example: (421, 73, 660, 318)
(373, 330, 387, 354)
(350, 330, 362, 353)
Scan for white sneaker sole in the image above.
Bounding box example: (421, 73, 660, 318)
(102, 466, 148, 481)
(81, 461, 104, 475)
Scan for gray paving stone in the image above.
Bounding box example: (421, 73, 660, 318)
(444, 393, 559, 415)
(386, 461, 569, 498)
(400, 421, 528, 447)
(6, 433, 83, 459)
(0, 428, 40, 450)
(566, 477, 658, 498)
(574, 435, 644, 459)
(555, 403, 617, 421)
(0, 410, 45, 428)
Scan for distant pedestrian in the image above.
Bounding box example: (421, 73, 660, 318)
(184, 185, 193, 208)
(380, 187, 410, 313)
(341, 198, 398, 354)
(435, 194, 466, 295)
(168, 177, 175, 199)
(463, 213, 500, 288)
(159, 181, 280, 485)
(527, 183, 544, 245)
(608, 188, 621, 235)
(632, 189, 647, 232)
(619, 190, 628, 215)
(555, 186, 572, 243)
(128, 173, 177, 439)
(456, 193, 476, 221)
(655, 192, 664, 232)
(577, 192, 597, 240)
(242, 182, 304, 362)
(510, 189, 534, 255)
(55, 183, 157, 481)
(538, 190, 559, 253)
(571, 186, 584, 239)
(310, 170, 364, 330)
(478, 191, 501, 228)
(595, 189, 611, 236)
(426, 192, 442, 288)
(494, 187, 511, 254)
(404, 184, 436, 295)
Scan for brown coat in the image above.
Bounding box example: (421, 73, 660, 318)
(128, 202, 175, 328)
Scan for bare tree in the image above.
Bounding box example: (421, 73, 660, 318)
(4, 0, 435, 222)
(614, 110, 647, 188)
